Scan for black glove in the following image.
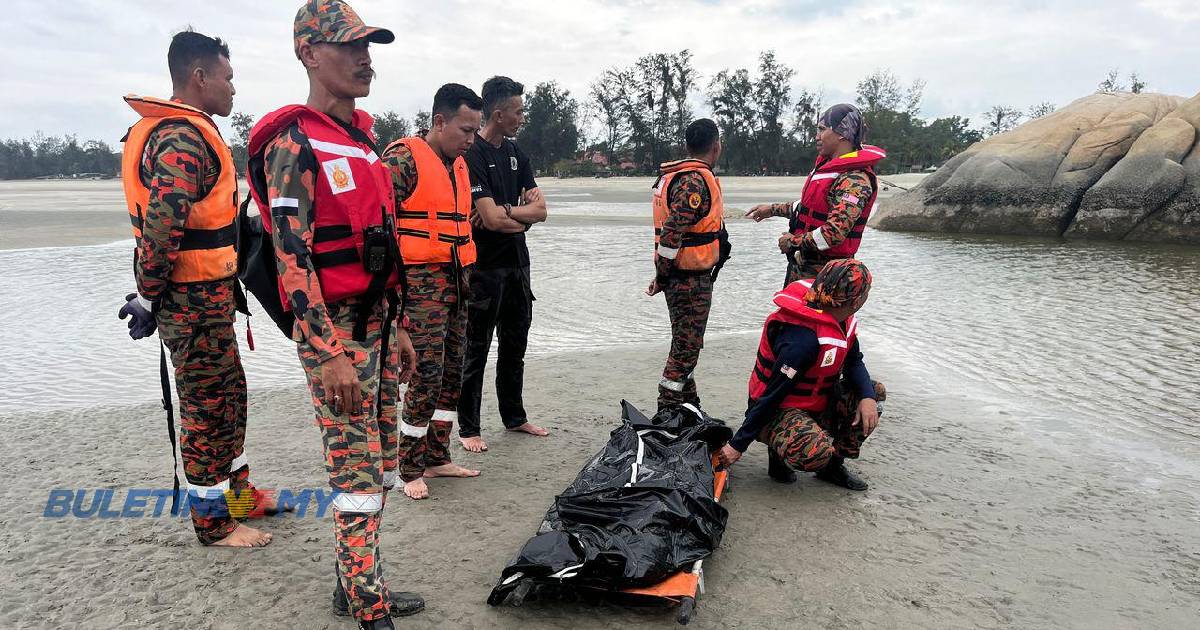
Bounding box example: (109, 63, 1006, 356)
(118, 293, 157, 340)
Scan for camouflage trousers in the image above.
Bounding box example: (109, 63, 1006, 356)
(658, 272, 713, 411)
(763, 380, 886, 471)
(397, 296, 465, 481)
(298, 297, 395, 622)
(158, 315, 253, 545)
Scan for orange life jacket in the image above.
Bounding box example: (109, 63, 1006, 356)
(120, 95, 238, 283)
(386, 136, 477, 267)
(789, 146, 886, 260)
(652, 159, 726, 271)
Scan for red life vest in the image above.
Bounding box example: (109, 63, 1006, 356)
(246, 105, 400, 308)
(789, 146, 886, 259)
(747, 279, 860, 413)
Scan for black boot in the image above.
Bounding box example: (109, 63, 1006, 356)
(767, 450, 797, 483)
(333, 576, 426, 618)
(814, 456, 868, 491)
(359, 617, 395, 630)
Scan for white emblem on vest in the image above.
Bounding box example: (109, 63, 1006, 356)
(510, 156, 518, 171)
(820, 348, 837, 367)
(322, 157, 357, 194)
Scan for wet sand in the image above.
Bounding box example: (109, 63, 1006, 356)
(4, 335, 1197, 629)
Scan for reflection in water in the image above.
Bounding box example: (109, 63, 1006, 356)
(1, 208, 1197, 461)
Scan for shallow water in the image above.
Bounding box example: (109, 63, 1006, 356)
(1, 178, 1197, 463)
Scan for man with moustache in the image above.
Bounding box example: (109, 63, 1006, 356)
(244, 1, 422, 627)
(380, 84, 484, 500)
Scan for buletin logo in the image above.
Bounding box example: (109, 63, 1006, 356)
(821, 348, 838, 367)
(322, 157, 356, 194)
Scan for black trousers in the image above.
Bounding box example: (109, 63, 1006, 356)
(458, 265, 533, 437)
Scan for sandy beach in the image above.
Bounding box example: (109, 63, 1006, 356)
(4, 332, 1198, 629)
(2, 174, 1197, 629)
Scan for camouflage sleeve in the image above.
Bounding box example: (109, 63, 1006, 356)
(263, 125, 344, 363)
(769, 202, 796, 219)
(657, 172, 711, 275)
(798, 171, 873, 253)
(135, 122, 209, 300)
(380, 143, 418, 203)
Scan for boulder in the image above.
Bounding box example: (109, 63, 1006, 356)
(872, 92, 1200, 243)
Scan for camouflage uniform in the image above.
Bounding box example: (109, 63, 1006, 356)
(767, 171, 873, 282)
(763, 380, 886, 471)
(261, 122, 393, 621)
(380, 142, 467, 482)
(136, 121, 255, 545)
(656, 171, 715, 411)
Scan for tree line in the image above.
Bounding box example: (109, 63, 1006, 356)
(0, 65, 1152, 180)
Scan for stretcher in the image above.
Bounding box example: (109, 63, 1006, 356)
(614, 455, 728, 624)
(489, 399, 731, 627)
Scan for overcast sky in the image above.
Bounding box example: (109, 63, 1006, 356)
(3, 0, 1198, 146)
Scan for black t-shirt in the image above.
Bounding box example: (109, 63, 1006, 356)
(465, 134, 538, 269)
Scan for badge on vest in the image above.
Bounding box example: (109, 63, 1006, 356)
(322, 157, 356, 194)
(820, 348, 838, 367)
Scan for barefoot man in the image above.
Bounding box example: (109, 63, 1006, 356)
(382, 84, 485, 499)
(119, 29, 273, 547)
(458, 76, 549, 452)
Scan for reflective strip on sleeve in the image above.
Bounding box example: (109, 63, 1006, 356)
(817, 336, 848, 348)
(271, 197, 299, 208)
(810, 227, 831, 251)
(332, 492, 383, 513)
(400, 421, 428, 438)
(657, 246, 679, 260)
(230, 452, 248, 472)
(308, 139, 379, 164)
(431, 409, 458, 425)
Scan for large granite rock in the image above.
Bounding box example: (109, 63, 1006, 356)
(872, 92, 1200, 243)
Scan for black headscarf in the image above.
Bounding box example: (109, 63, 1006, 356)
(818, 104, 866, 149)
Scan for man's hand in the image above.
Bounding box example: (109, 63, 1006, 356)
(394, 328, 417, 384)
(745, 204, 775, 222)
(320, 352, 362, 417)
(117, 293, 157, 340)
(853, 398, 880, 437)
(716, 444, 742, 469)
(645, 278, 662, 296)
(470, 210, 484, 228)
(522, 188, 544, 205)
(777, 232, 795, 254)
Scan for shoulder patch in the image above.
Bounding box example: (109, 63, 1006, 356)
(687, 192, 703, 209)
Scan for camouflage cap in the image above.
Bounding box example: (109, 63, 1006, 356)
(805, 258, 873, 309)
(294, 0, 394, 54)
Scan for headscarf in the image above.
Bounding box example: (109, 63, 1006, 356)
(818, 104, 866, 149)
(805, 258, 873, 309)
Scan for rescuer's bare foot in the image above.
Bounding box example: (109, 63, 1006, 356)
(459, 436, 488, 453)
(211, 523, 272, 547)
(423, 463, 481, 478)
(403, 478, 430, 500)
